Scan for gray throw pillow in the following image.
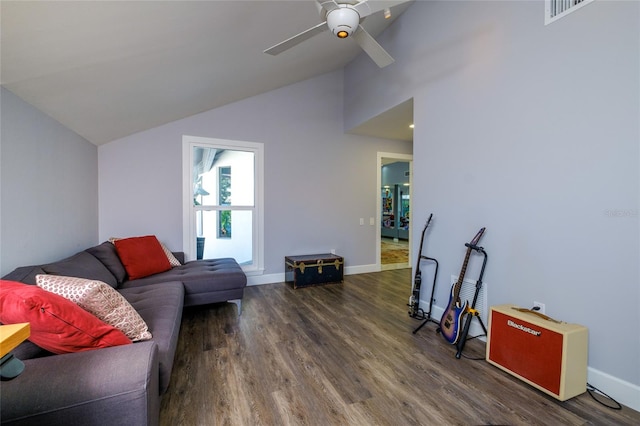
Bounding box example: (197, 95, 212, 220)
(86, 241, 127, 284)
(42, 251, 118, 288)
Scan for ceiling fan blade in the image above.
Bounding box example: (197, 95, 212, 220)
(353, 0, 412, 19)
(353, 25, 394, 68)
(317, 0, 341, 13)
(264, 21, 328, 56)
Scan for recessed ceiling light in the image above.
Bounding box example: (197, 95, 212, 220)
(409, 124, 415, 129)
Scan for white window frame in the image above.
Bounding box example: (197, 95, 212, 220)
(182, 135, 264, 275)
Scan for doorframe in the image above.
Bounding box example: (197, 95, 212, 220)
(376, 152, 413, 271)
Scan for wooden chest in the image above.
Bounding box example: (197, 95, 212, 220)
(285, 254, 344, 289)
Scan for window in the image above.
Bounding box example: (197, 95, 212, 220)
(218, 166, 231, 238)
(183, 136, 264, 274)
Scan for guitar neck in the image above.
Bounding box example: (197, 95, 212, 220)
(452, 247, 473, 301)
(419, 215, 433, 252)
(451, 227, 485, 301)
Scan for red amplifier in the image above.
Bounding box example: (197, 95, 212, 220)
(486, 304, 588, 401)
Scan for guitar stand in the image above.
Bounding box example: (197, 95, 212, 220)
(454, 244, 488, 359)
(412, 256, 439, 334)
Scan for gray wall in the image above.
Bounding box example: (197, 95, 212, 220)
(344, 0, 639, 404)
(0, 88, 98, 276)
(98, 71, 412, 275)
(382, 162, 409, 186)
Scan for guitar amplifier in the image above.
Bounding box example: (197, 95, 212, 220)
(486, 304, 588, 401)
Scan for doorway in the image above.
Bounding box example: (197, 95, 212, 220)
(377, 153, 413, 270)
(348, 99, 414, 272)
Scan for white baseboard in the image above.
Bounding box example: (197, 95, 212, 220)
(247, 272, 284, 286)
(587, 367, 640, 411)
(345, 263, 379, 275)
(247, 263, 380, 286)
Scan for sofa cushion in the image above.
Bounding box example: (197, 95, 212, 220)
(42, 251, 118, 288)
(114, 236, 172, 280)
(36, 274, 152, 342)
(10, 340, 50, 361)
(120, 258, 247, 306)
(1, 265, 46, 285)
(0, 280, 131, 354)
(86, 241, 128, 284)
(119, 282, 184, 394)
(123, 258, 245, 288)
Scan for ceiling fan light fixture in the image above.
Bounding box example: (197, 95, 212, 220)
(264, 0, 399, 68)
(326, 7, 360, 39)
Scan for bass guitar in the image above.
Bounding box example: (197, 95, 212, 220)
(439, 227, 485, 344)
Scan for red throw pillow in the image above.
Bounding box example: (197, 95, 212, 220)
(0, 280, 131, 354)
(114, 235, 172, 280)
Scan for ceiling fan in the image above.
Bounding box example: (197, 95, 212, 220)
(264, 0, 408, 68)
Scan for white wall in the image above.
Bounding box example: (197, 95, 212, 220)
(344, 0, 640, 407)
(0, 88, 98, 276)
(98, 70, 412, 275)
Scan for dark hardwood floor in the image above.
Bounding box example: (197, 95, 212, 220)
(160, 269, 640, 425)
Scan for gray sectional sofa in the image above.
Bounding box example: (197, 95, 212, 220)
(0, 241, 247, 426)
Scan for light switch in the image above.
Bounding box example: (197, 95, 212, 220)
(359, 218, 364, 225)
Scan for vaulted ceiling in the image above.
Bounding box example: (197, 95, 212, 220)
(1, 0, 414, 145)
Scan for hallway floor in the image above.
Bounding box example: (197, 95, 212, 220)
(381, 237, 409, 269)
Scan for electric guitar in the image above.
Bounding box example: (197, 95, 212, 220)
(439, 227, 485, 344)
(408, 214, 433, 317)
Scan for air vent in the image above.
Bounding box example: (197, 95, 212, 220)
(404, 171, 410, 177)
(545, 0, 594, 25)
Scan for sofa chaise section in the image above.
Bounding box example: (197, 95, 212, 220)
(120, 257, 247, 313)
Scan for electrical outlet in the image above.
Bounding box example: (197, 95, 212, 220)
(533, 301, 545, 315)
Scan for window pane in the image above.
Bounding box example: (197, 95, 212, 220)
(197, 210, 253, 265)
(193, 147, 254, 207)
(219, 167, 231, 206)
(218, 210, 231, 238)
